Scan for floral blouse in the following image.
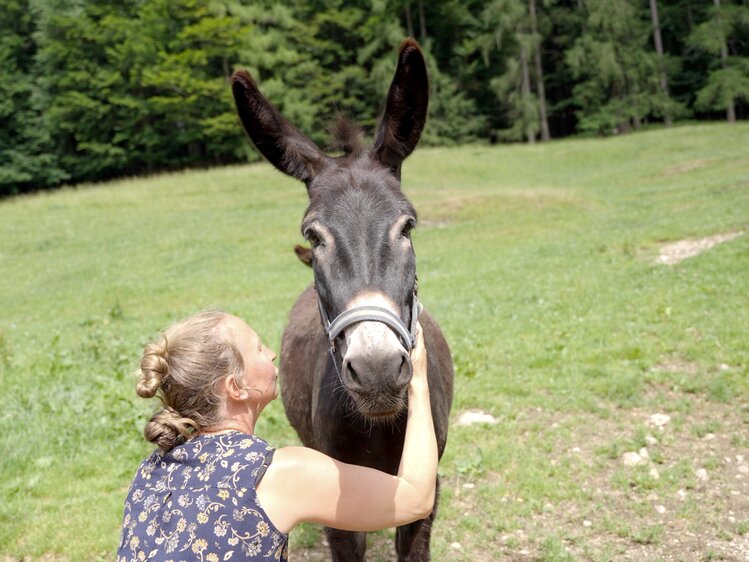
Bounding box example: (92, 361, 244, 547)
(117, 431, 288, 561)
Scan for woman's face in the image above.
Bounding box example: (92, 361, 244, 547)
(225, 316, 278, 406)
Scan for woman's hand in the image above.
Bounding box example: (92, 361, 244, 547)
(409, 321, 427, 385)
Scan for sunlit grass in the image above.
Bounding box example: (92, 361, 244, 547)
(1, 122, 748, 559)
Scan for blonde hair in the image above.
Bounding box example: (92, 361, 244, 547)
(135, 310, 245, 450)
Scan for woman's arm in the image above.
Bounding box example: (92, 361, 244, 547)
(256, 326, 437, 533)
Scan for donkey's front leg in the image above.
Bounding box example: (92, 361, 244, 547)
(395, 515, 434, 562)
(325, 527, 366, 561)
(395, 477, 440, 562)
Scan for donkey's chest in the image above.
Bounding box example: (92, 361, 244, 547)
(312, 393, 407, 473)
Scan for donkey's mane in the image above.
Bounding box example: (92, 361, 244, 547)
(328, 114, 365, 157)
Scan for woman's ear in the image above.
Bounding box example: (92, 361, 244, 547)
(224, 373, 250, 402)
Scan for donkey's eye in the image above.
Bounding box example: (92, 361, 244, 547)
(305, 229, 322, 248)
(401, 220, 415, 239)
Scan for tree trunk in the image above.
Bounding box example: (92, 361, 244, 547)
(417, 0, 427, 41)
(520, 44, 535, 144)
(714, 0, 736, 123)
(405, 3, 414, 38)
(529, 0, 550, 141)
(649, 0, 672, 126)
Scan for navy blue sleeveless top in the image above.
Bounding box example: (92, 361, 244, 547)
(117, 431, 288, 561)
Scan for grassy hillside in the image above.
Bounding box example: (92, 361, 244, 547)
(1, 123, 748, 561)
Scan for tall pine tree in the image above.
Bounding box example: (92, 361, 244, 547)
(567, 0, 675, 134)
(0, 0, 66, 195)
(689, 0, 749, 122)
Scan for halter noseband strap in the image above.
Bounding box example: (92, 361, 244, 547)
(316, 278, 421, 358)
(328, 306, 414, 349)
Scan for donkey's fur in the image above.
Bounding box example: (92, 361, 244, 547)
(232, 38, 454, 562)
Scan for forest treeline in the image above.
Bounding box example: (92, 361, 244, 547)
(2, 0, 748, 195)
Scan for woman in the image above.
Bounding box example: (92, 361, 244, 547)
(117, 310, 436, 561)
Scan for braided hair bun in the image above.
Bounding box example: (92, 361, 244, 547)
(143, 406, 198, 451)
(135, 338, 169, 399)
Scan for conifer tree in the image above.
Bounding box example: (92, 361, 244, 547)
(689, 0, 749, 122)
(0, 0, 66, 194)
(649, 0, 672, 126)
(468, 0, 544, 143)
(566, 0, 663, 134)
(32, 0, 153, 181)
(529, 0, 551, 140)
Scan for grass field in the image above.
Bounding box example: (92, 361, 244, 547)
(1, 122, 748, 561)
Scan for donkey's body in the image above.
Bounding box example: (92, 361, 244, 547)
(282, 286, 453, 560)
(232, 38, 454, 561)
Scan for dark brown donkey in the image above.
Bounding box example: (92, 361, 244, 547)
(231, 38, 454, 561)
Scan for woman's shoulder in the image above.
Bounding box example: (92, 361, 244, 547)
(197, 430, 275, 460)
(172, 430, 273, 457)
(221, 430, 274, 451)
(130, 431, 275, 492)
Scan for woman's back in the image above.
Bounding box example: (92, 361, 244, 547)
(117, 431, 287, 562)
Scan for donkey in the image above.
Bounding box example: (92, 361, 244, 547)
(231, 38, 454, 561)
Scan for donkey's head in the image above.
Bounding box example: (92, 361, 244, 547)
(232, 39, 428, 420)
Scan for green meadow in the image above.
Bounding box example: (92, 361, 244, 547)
(1, 123, 748, 561)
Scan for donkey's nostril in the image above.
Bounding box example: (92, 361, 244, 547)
(394, 353, 413, 392)
(342, 358, 364, 391)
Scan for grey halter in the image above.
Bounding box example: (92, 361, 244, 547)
(316, 277, 421, 369)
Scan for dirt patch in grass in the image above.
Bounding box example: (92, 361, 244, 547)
(662, 160, 708, 176)
(419, 189, 584, 227)
(655, 231, 744, 265)
(443, 392, 749, 561)
(652, 359, 700, 375)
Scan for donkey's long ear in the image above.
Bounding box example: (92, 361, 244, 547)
(372, 39, 429, 177)
(232, 70, 327, 184)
